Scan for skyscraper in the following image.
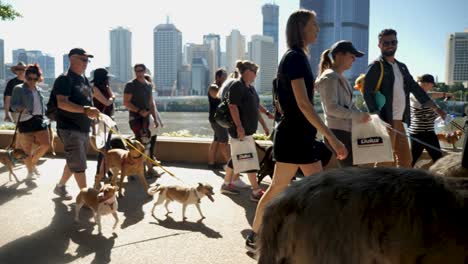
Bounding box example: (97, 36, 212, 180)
(0, 39, 4, 81)
(191, 58, 209, 95)
(446, 29, 468, 85)
(249, 35, 276, 94)
(110, 27, 132, 83)
(300, 0, 369, 80)
(154, 22, 182, 96)
(12, 49, 55, 79)
(185, 43, 214, 83)
(226, 29, 246, 73)
(203, 34, 221, 69)
(63, 54, 69, 73)
(262, 2, 279, 66)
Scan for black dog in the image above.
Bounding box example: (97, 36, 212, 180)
(258, 167, 468, 264)
(256, 143, 275, 184)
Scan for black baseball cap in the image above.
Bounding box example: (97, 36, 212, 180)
(330, 40, 365, 57)
(68, 48, 94, 58)
(417, 74, 435, 84)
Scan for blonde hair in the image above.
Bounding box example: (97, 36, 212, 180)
(286, 9, 316, 53)
(235, 60, 259, 74)
(318, 49, 333, 76)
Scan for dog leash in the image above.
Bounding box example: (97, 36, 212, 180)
(379, 121, 448, 155)
(105, 124, 184, 182)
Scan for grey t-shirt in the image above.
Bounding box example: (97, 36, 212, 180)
(124, 79, 152, 112)
(228, 79, 259, 138)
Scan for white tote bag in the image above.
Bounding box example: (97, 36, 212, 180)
(352, 114, 394, 165)
(230, 135, 260, 174)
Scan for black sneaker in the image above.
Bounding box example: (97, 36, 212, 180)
(53, 184, 73, 200)
(245, 231, 256, 253)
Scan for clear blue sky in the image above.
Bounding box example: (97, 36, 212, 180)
(0, 0, 466, 82)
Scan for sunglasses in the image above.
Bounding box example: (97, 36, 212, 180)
(382, 40, 398, 47)
(79, 58, 90, 63)
(26, 76, 39, 81)
(135, 69, 145, 73)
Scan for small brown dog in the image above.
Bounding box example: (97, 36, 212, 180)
(437, 130, 463, 150)
(75, 184, 119, 234)
(148, 183, 215, 221)
(0, 148, 27, 182)
(92, 136, 149, 196)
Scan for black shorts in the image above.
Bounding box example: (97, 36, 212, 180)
(210, 121, 228, 143)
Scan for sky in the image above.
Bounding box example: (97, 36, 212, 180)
(0, 0, 467, 82)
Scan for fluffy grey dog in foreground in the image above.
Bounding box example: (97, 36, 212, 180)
(258, 167, 468, 264)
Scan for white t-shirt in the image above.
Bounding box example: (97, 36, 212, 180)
(32, 89, 42, 115)
(391, 62, 405, 120)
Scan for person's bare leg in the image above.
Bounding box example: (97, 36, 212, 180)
(30, 130, 50, 168)
(208, 141, 219, 165)
(218, 143, 230, 162)
(246, 172, 260, 190)
(252, 162, 299, 233)
(73, 171, 87, 189)
(58, 164, 73, 185)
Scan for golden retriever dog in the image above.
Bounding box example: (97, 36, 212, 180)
(91, 135, 149, 196)
(437, 130, 463, 150)
(258, 167, 468, 264)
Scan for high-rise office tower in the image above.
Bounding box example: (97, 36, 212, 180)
(154, 22, 182, 96)
(12, 49, 55, 79)
(262, 3, 279, 66)
(249, 35, 276, 94)
(110, 26, 132, 83)
(185, 43, 214, 84)
(203, 34, 221, 69)
(300, 0, 369, 80)
(446, 29, 468, 85)
(0, 39, 4, 81)
(63, 54, 70, 73)
(226, 29, 246, 73)
(191, 58, 209, 95)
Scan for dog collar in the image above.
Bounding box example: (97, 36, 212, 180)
(100, 196, 116, 210)
(6, 150, 19, 165)
(194, 189, 202, 204)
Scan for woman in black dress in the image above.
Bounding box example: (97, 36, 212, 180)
(246, 9, 348, 252)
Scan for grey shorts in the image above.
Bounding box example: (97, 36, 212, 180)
(57, 129, 89, 173)
(210, 121, 229, 143)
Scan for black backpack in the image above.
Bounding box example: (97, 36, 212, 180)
(214, 79, 236, 128)
(46, 73, 83, 121)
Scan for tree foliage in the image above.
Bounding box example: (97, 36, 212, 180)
(0, 1, 21, 21)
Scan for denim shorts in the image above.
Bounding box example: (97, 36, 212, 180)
(57, 129, 89, 173)
(210, 121, 228, 143)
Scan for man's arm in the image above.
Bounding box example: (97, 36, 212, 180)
(228, 103, 244, 139)
(56, 95, 99, 119)
(363, 61, 381, 113)
(257, 110, 270, 135)
(149, 94, 158, 128)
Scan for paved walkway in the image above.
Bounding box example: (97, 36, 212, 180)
(0, 156, 265, 264)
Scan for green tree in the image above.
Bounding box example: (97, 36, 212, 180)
(0, 1, 21, 21)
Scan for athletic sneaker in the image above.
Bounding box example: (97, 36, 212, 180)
(53, 184, 73, 200)
(232, 178, 250, 189)
(245, 231, 257, 253)
(250, 189, 265, 202)
(220, 183, 240, 195)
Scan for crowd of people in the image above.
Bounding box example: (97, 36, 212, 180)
(2, 7, 453, 256)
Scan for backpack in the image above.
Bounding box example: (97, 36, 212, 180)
(354, 60, 385, 110)
(214, 79, 236, 128)
(45, 73, 80, 121)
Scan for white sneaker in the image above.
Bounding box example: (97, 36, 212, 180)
(232, 179, 250, 189)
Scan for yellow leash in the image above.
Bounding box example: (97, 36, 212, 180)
(106, 125, 183, 182)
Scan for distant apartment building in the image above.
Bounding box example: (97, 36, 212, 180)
(154, 22, 182, 96)
(300, 0, 369, 80)
(0, 39, 4, 81)
(63, 54, 69, 73)
(185, 43, 214, 84)
(249, 35, 276, 94)
(262, 3, 279, 66)
(12, 49, 55, 79)
(446, 29, 468, 86)
(191, 58, 209, 95)
(110, 27, 132, 83)
(226, 29, 246, 73)
(203, 34, 221, 69)
(177, 64, 191, 96)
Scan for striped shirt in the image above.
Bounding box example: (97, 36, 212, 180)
(408, 94, 437, 134)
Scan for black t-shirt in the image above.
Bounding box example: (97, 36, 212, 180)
(228, 79, 259, 138)
(208, 91, 221, 123)
(124, 79, 152, 113)
(277, 48, 316, 133)
(53, 70, 93, 133)
(4, 77, 24, 111)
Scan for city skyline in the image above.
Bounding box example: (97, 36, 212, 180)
(0, 0, 467, 82)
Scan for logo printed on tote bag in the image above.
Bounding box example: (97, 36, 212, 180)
(357, 137, 383, 146)
(237, 153, 254, 160)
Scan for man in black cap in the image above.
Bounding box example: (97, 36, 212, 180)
(363, 29, 446, 168)
(52, 48, 100, 200)
(4, 61, 26, 122)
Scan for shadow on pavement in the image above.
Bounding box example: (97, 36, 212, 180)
(0, 178, 37, 207)
(118, 177, 157, 229)
(0, 198, 116, 264)
(150, 215, 222, 239)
